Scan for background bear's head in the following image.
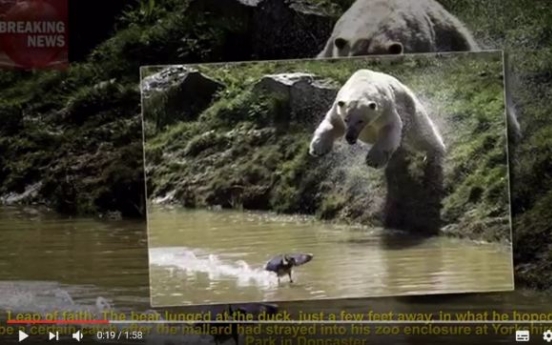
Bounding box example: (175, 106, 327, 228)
(333, 36, 404, 57)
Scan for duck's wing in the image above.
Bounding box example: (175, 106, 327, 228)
(265, 255, 284, 272)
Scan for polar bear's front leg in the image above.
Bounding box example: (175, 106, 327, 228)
(365, 121, 403, 169)
(309, 108, 345, 157)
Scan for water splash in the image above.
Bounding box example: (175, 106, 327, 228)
(0, 281, 112, 318)
(149, 247, 278, 288)
(0, 280, 215, 345)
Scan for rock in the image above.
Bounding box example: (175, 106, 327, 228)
(0, 182, 42, 205)
(142, 66, 221, 98)
(249, 0, 337, 59)
(93, 79, 116, 90)
(152, 190, 176, 205)
(184, 0, 337, 61)
(142, 66, 225, 128)
(252, 72, 339, 126)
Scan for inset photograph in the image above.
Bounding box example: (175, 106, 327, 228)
(141, 51, 514, 307)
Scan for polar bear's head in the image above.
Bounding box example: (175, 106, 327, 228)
(336, 97, 381, 145)
(333, 36, 404, 57)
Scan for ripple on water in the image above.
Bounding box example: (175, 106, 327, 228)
(0, 281, 113, 317)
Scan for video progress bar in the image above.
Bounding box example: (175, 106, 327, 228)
(7, 320, 109, 325)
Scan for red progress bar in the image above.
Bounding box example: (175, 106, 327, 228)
(7, 319, 110, 325)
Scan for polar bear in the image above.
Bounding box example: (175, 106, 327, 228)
(316, 0, 479, 58)
(309, 69, 445, 169)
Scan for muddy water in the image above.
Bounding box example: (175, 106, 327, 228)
(0, 205, 550, 345)
(147, 206, 514, 307)
(0, 206, 151, 313)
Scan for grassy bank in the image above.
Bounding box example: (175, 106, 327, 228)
(0, 65, 145, 217)
(507, 49, 552, 290)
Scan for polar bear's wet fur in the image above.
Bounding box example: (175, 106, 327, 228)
(309, 69, 445, 169)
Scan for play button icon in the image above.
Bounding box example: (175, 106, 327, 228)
(19, 330, 29, 342)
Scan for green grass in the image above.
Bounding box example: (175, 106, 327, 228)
(0, 51, 144, 217)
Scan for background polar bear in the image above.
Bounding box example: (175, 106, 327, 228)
(316, 0, 480, 58)
(309, 69, 445, 169)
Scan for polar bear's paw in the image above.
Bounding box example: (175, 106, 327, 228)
(309, 137, 333, 157)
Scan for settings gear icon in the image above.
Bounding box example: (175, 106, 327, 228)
(543, 330, 552, 342)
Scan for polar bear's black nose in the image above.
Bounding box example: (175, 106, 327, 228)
(345, 135, 357, 144)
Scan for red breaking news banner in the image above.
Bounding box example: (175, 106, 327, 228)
(0, 0, 68, 69)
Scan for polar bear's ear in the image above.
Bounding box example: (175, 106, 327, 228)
(388, 42, 403, 55)
(368, 102, 377, 110)
(334, 37, 348, 50)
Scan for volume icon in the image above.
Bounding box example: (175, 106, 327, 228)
(48, 331, 59, 341)
(72, 330, 83, 342)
